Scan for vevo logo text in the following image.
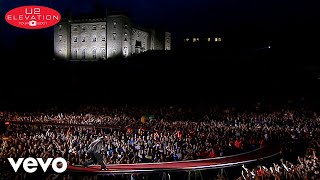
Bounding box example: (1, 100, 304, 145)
(8, 157, 68, 173)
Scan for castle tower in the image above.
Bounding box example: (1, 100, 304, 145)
(107, 14, 132, 58)
(54, 18, 70, 60)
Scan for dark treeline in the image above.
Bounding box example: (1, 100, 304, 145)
(0, 46, 319, 108)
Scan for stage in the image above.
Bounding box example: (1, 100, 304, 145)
(66, 145, 279, 175)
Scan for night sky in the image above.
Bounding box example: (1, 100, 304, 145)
(0, 0, 320, 52)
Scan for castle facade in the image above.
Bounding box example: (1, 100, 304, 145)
(54, 13, 171, 60)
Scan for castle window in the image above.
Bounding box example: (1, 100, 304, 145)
(92, 49, 96, 59)
(113, 21, 117, 28)
(82, 37, 85, 42)
(92, 25, 97, 30)
(101, 25, 105, 30)
(193, 38, 197, 42)
(82, 49, 86, 59)
(102, 36, 106, 41)
(207, 38, 211, 42)
(215, 37, 222, 42)
(58, 35, 62, 42)
(124, 38, 127, 42)
(113, 33, 116, 40)
(74, 36, 78, 42)
(124, 47, 127, 55)
(73, 49, 78, 59)
(101, 48, 106, 60)
(82, 26, 86, 31)
(124, 25, 128, 29)
(74, 26, 78, 31)
(93, 36, 97, 42)
(59, 25, 62, 31)
(124, 33, 127, 36)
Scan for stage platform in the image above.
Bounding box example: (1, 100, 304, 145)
(66, 145, 280, 174)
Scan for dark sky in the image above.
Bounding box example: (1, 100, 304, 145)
(1, 0, 319, 51)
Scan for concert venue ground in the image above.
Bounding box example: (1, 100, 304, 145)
(0, 50, 320, 180)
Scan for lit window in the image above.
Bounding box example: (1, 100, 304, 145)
(82, 37, 85, 42)
(186, 38, 189, 42)
(113, 33, 116, 40)
(82, 49, 86, 59)
(215, 37, 222, 42)
(208, 38, 211, 42)
(101, 48, 106, 60)
(59, 35, 62, 42)
(102, 36, 106, 41)
(193, 38, 196, 42)
(93, 36, 97, 42)
(92, 25, 97, 30)
(74, 36, 78, 42)
(124, 33, 127, 36)
(73, 49, 78, 59)
(92, 49, 96, 59)
(124, 47, 127, 55)
(196, 38, 199, 41)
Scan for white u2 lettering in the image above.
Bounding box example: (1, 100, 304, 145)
(25, 8, 41, 15)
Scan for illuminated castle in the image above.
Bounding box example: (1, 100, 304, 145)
(54, 12, 171, 60)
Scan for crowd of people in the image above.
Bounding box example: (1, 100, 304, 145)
(239, 148, 320, 179)
(0, 104, 319, 179)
